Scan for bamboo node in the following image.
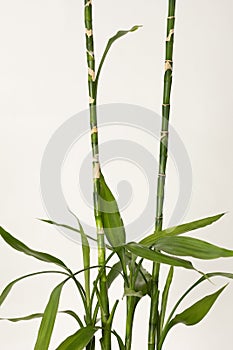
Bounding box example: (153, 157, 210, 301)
(88, 67, 95, 81)
(93, 163, 100, 179)
(165, 60, 173, 71)
(158, 173, 166, 177)
(85, 0, 92, 6)
(156, 216, 163, 220)
(87, 50, 94, 57)
(166, 29, 174, 42)
(91, 126, 98, 135)
(89, 96, 95, 104)
(85, 28, 93, 37)
(93, 154, 99, 163)
(161, 131, 169, 139)
(98, 227, 104, 235)
(167, 16, 175, 19)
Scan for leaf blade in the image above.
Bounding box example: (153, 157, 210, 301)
(140, 213, 225, 246)
(34, 281, 66, 350)
(126, 243, 195, 270)
(155, 236, 233, 260)
(0, 227, 69, 271)
(56, 326, 97, 350)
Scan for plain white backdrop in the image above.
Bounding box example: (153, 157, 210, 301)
(0, 0, 233, 349)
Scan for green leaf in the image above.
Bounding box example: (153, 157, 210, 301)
(95, 25, 142, 98)
(133, 264, 152, 297)
(140, 213, 225, 246)
(0, 227, 69, 271)
(56, 326, 98, 350)
(34, 281, 67, 350)
(167, 272, 233, 325)
(126, 243, 195, 270)
(160, 266, 174, 331)
(170, 285, 227, 327)
(111, 330, 126, 350)
(0, 313, 43, 322)
(154, 236, 233, 260)
(99, 172, 126, 248)
(0, 270, 67, 307)
(0, 310, 83, 327)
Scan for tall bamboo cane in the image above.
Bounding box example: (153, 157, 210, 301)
(148, 1, 176, 349)
(84, 1, 111, 348)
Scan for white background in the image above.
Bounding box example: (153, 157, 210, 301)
(0, 0, 233, 349)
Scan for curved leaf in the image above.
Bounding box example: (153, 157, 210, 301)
(170, 285, 227, 327)
(140, 213, 225, 246)
(0, 270, 67, 307)
(0, 227, 69, 271)
(155, 236, 233, 260)
(95, 25, 142, 98)
(99, 172, 126, 248)
(34, 280, 67, 350)
(126, 243, 195, 270)
(56, 326, 98, 350)
(0, 310, 83, 327)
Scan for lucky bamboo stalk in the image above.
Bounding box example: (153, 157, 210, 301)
(148, 1, 176, 349)
(83, 1, 110, 348)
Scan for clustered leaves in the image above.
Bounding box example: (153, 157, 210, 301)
(0, 2, 232, 350)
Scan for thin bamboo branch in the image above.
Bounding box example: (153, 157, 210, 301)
(83, 1, 110, 348)
(148, 1, 176, 349)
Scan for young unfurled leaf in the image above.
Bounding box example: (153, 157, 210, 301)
(34, 281, 67, 350)
(95, 26, 142, 98)
(56, 326, 98, 350)
(169, 285, 227, 327)
(126, 243, 195, 270)
(134, 265, 152, 297)
(140, 213, 225, 246)
(0, 227, 69, 272)
(154, 236, 233, 260)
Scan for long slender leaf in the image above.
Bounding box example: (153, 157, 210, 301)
(0, 310, 83, 327)
(95, 26, 142, 98)
(99, 172, 126, 248)
(34, 281, 67, 350)
(167, 272, 233, 325)
(159, 285, 227, 350)
(0, 270, 68, 307)
(111, 330, 125, 350)
(170, 285, 227, 327)
(126, 243, 195, 270)
(140, 213, 225, 246)
(0, 227, 69, 271)
(56, 326, 98, 350)
(39, 218, 96, 243)
(160, 266, 174, 332)
(155, 236, 233, 260)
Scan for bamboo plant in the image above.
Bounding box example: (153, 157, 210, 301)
(1, 1, 233, 350)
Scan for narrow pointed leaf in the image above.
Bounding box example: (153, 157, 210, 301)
(0, 227, 69, 271)
(34, 281, 66, 350)
(111, 330, 125, 350)
(95, 26, 142, 96)
(99, 172, 126, 248)
(170, 285, 227, 328)
(56, 326, 98, 350)
(160, 267, 174, 331)
(0, 310, 83, 327)
(167, 272, 233, 325)
(0, 270, 67, 307)
(127, 243, 195, 270)
(155, 236, 233, 260)
(140, 213, 225, 246)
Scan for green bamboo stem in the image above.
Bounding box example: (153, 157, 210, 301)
(84, 1, 110, 348)
(148, 1, 176, 349)
(125, 297, 137, 350)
